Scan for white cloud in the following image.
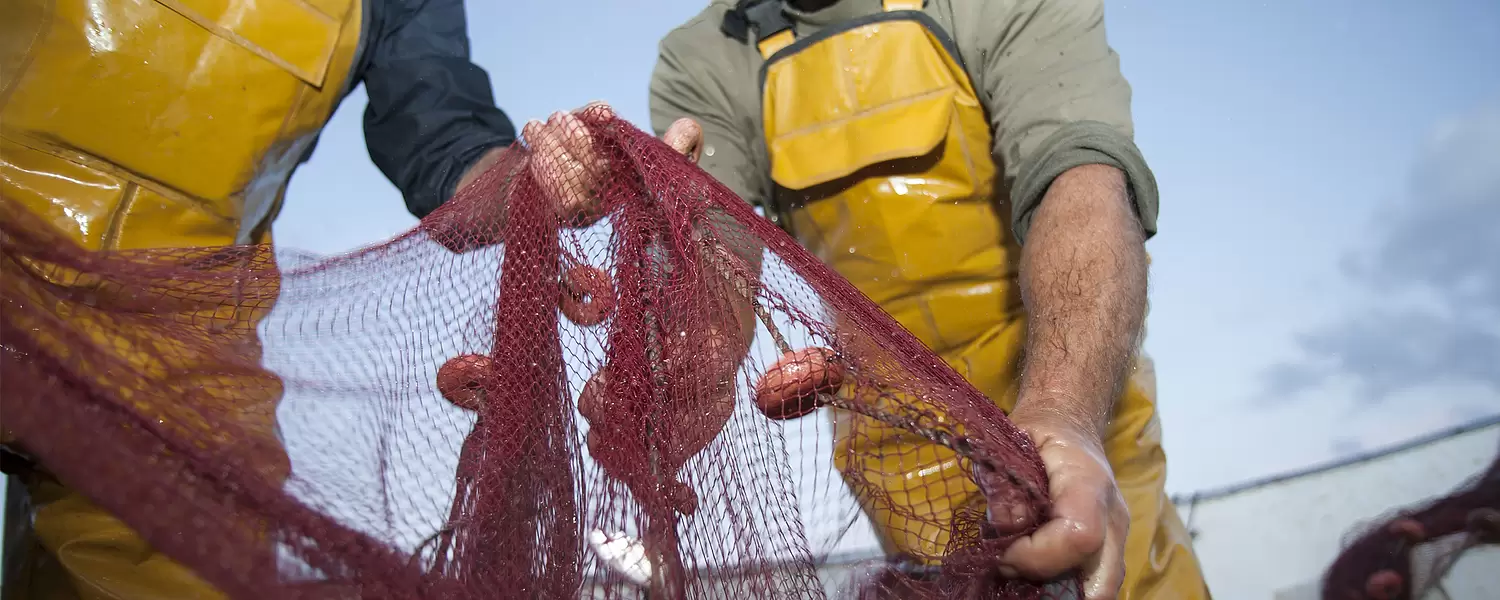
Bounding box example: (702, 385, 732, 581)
(1263, 98, 1500, 406)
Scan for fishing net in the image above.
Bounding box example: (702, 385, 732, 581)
(1321, 448, 1500, 600)
(0, 106, 1075, 599)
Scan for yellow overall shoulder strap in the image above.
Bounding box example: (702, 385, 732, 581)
(882, 0, 924, 11)
(740, 1, 796, 58)
(743, 0, 927, 58)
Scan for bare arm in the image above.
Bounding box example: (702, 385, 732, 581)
(968, 0, 1154, 433)
(998, 162, 1146, 599)
(1013, 163, 1147, 438)
(969, 4, 1154, 589)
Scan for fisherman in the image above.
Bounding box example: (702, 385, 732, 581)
(645, 0, 1211, 597)
(0, 0, 698, 597)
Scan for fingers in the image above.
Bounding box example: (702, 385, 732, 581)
(1080, 512, 1128, 600)
(997, 429, 1117, 580)
(976, 468, 1038, 533)
(555, 111, 610, 213)
(577, 100, 616, 119)
(522, 102, 701, 228)
(663, 118, 704, 163)
(523, 118, 576, 207)
(525, 111, 605, 226)
(556, 112, 607, 178)
(993, 420, 1129, 600)
(999, 476, 1109, 580)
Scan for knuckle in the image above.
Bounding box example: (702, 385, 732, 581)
(1068, 520, 1107, 555)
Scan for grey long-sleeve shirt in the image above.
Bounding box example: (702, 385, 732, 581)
(648, 0, 1158, 245)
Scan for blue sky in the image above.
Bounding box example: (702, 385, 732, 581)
(276, 0, 1500, 495)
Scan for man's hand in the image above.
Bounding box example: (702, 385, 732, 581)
(661, 116, 704, 163)
(995, 163, 1148, 600)
(518, 104, 702, 227)
(435, 104, 702, 252)
(523, 104, 612, 226)
(1001, 407, 1130, 599)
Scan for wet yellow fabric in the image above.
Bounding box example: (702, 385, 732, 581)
(756, 2, 1209, 597)
(649, 0, 1157, 246)
(1, 0, 364, 597)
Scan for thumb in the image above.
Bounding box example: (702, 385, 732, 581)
(663, 118, 704, 163)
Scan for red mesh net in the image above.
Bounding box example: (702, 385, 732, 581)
(1321, 448, 1500, 600)
(0, 107, 1076, 598)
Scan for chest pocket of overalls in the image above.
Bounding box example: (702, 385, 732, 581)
(754, 0, 1019, 355)
(1, 0, 348, 243)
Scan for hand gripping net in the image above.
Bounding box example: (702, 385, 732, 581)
(1321, 448, 1500, 600)
(0, 107, 1076, 599)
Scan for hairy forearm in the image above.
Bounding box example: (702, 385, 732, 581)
(1015, 164, 1148, 439)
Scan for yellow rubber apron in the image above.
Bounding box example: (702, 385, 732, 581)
(748, 1, 1209, 596)
(1, 0, 364, 597)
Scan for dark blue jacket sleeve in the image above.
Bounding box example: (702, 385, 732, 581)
(359, 0, 517, 218)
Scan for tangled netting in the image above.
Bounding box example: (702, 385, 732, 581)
(0, 107, 1078, 599)
(1322, 447, 1500, 600)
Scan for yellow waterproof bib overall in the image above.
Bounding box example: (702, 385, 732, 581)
(749, 1, 1209, 597)
(1, 0, 364, 597)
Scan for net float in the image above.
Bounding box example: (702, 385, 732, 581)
(577, 369, 609, 423)
(1364, 570, 1403, 600)
(560, 264, 614, 326)
(436, 353, 494, 412)
(1385, 518, 1425, 542)
(754, 347, 845, 420)
(666, 480, 699, 516)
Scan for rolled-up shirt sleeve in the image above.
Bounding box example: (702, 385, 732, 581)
(360, 0, 517, 218)
(976, 0, 1159, 245)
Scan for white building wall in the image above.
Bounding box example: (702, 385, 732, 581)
(1179, 422, 1499, 600)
